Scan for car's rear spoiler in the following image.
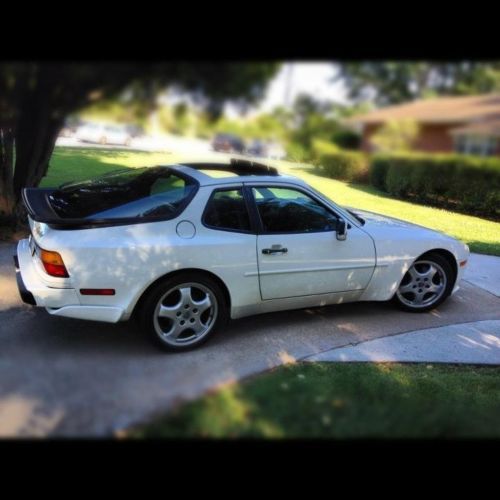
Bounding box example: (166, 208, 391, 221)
(22, 188, 61, 224)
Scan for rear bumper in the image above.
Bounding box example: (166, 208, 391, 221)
(14, 239, 124, 323)
(14, 254, 36, 305)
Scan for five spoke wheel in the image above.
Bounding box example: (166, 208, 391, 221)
(396, 259, 449, 310)
(153, 283, 218, 347)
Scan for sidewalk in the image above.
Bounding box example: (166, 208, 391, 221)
(304, 253, 500, 365)
(305, 320, 500, 364)
(464, 253, 500, 297)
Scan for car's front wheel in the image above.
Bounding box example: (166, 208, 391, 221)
(140, 273, 228, 352)
(393, 253, 454, 312)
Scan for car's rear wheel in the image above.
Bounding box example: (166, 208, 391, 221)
(393, 253, 454, 312)
(140, 273, 228, 352)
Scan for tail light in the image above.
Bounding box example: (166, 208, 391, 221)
(38, 248, 69, 278)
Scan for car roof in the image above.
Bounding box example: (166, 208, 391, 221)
(164, 159, 306, 187)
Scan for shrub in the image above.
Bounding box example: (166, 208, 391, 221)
(370, 119, 420, 152)
(311, 139, 340, 157)
(313, 141, 369, 183)
(370, 153, 500, 219)
(331, 129, 361, 150)
(385, 159, 414, 197)
(285, 142, 311, 163)
(370, 156, 390, 190)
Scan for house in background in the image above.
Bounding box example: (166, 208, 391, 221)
(347, 94, 500, 156)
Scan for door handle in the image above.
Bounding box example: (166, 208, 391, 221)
(262, 247, 288, 255)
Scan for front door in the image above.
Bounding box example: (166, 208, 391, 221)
(250, 185, 375, 300)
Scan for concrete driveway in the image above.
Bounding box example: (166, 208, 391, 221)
(1, 241, 499, 437)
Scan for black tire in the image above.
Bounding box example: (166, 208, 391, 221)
(393, 252, 455, 313)
(139, 272, 228, 352)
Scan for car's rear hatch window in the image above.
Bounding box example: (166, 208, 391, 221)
(47, 166, 197, 220)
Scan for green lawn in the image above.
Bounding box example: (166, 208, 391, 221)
(131, 363, 500, 438)
(274, 161, 500, 256)
(43, 146, 500, 256)
(41, 147, 172, 187)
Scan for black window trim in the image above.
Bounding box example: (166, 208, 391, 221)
(201, 185, 258, 235)
(244, 183, 344, 235)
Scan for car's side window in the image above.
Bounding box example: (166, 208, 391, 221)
(203, 188, 251, 232)
(252, 187, 338, 233)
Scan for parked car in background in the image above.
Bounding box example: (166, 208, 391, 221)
(76, 122, 132, 146)
(267, 141, 286, 160)
(125, 124, 145, 138)
(59, 117, 83, 138)
(247, 139, 268, 157)
(212, 133, 246, 154)
(16, 159, 469, 353)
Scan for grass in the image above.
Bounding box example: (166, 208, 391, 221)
(40, 147, 171, 187)
(42, 146, 500, 256)
(131, 363, 500, 438)
(274, 162, 500, 256)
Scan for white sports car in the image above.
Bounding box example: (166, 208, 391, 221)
(15, 159, 470, 351)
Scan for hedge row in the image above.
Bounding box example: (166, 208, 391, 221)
(313, 140, 369, 183)
(313, 145, 500, 218)
(370, 153, 500, 217)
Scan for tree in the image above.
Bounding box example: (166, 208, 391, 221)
(335, 62, 500, 106)
(0, 62, 279, 223)
(287, 94, 356, 155)
(371, 119, 420, 153)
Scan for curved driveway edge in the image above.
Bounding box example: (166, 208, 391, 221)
(304, 319, 500, 364)
(1, 243, 500, 437)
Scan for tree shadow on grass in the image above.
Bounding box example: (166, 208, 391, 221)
(138, 361, 500, 438)
(290, 162, 401, 207)
(42, 147, 162, 188)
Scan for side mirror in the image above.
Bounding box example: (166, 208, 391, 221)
(336, 219, 347, 241)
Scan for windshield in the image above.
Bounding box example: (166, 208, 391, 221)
(48, 166, 197, 220)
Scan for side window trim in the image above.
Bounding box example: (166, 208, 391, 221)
(201, 186, 257, 234)
(245, 183, 341, 235)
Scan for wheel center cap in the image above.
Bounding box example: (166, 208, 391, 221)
(183, 312, 190, 319)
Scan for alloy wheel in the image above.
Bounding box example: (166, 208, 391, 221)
(153, 283, 218, 347)
(396, 259, 447, 309)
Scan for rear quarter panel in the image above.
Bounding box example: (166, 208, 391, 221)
(36, 186, 260, 319)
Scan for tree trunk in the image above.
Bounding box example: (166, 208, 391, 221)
(0, 127, 16, 223)
(14, 118, 62, 192)
(0, 118, 61, 226)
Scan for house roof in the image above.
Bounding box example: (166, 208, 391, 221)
(346, 94, 500, 125)
(449, 119, 500, 138)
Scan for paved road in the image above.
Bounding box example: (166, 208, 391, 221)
(1, 242, 499, 436)
(56, 135, 213, 155)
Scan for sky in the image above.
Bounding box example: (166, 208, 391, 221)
(225, 62, 351, 118)
(162, 62, 352, 119)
